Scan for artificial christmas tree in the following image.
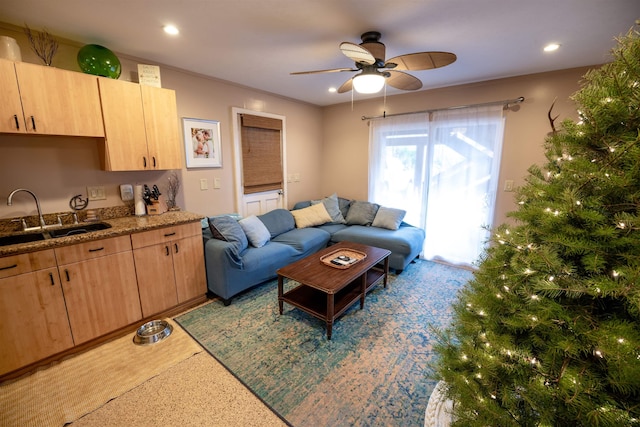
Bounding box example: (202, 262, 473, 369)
(433, 26, 640, 427)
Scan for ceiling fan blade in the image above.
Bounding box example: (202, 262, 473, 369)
(339, 42, 375, 65)
(386, 70, 423, 91)
(385, 51, 456, 71)
(337, 78, 353, 93)
(290, 67, 358, 75)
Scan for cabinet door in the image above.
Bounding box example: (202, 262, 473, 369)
(98, 78, 149, 170)
(173, 235, 207, 303)
(141, 85, 183, 170)
(60, 251, 142, 344)
(0, 267, 74, 376)
(133, 243, 179, 317)
(0, 59, 25, 134)
(15, 61, 104, 137)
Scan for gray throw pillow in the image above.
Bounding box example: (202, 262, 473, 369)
(311, 193, 346, 224)
(338, 197, 352, 219)
(372, 206, 406, 230)
(345, 201, 380, 226)
(208, 216, 249, 252)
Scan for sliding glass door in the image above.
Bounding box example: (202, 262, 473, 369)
(369, 105, 505, 267)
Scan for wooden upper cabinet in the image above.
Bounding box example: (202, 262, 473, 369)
(141, 85, 183, 170)
(0, 59, 25, 133)
(98, 77, 149, 170)
(99, 78, 182, 171)
(13, 61, 104, 137)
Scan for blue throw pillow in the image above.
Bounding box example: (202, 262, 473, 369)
(257, 209, 295, 238)
(208, 216, 249, 252)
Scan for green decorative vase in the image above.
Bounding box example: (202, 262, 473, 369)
(77, 44, 121, 79)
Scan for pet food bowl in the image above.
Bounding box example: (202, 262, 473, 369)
(133, 320, 173, 345)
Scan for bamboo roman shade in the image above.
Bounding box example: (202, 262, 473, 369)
(240, 114, 283, 194)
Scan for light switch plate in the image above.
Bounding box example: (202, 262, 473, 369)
(87, 186, 106, 201)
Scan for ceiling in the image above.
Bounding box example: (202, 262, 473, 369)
(1, 1, 638, 106)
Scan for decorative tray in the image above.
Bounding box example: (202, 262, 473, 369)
(320, 248, 367, 269)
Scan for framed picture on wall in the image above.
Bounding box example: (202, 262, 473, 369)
(182, 118, 222, 168)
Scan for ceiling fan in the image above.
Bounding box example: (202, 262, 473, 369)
(290, 31, 457, 94)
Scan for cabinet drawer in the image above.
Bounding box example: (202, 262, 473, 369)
(55, 235, 132, 265)
(131, 222, 201, 249)
(0, 249, 56, 279)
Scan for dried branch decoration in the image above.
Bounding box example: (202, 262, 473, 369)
(24, 24, 58, 66)
(166, 171, 181, 210)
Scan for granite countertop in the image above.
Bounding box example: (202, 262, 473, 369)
(0, 211, 205, 257)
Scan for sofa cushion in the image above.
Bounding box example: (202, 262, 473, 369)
(239, 215, 271, 248)
(331, 224, 425, 256)
(292, 200, 311, 210)
(345, 201, 379, 226)
(311, 193, 346, 224)
(272, 227, 331, 254)
(257, 209, 295, 238)
(208, 216, 249, 252)
(290, 203, 332, 228)
(372, 206, 406, 230)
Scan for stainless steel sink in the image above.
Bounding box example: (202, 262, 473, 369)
(0, 232, 47, 246)
(0, 222, 112, 247)
(47, 222, 112, 238)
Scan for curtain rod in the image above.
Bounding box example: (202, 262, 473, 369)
(361, 96, 525, 121)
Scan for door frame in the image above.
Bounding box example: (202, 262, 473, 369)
(231, 107, 287, 216)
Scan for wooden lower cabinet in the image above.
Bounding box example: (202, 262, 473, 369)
(132, 222, 206, 317)
(55, 237, 142, 345)
(0, 250, 74, 376)
(0, 220, 204, 377)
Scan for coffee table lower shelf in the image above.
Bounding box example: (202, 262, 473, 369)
(279, 267, 386, 339)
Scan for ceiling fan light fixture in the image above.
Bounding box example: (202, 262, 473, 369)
(353, 73, 385, 94)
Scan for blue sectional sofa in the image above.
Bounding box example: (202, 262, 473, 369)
(203, 196, 425, 305)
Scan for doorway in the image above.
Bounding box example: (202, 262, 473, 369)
(231, 107, 287, 216)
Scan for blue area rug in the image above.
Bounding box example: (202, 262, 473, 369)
(175, 259, 472, 426)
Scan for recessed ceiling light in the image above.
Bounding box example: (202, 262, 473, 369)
(328, 87, 337, 93)
(544, 43, 560, 52)
(164, 25, 179, 35)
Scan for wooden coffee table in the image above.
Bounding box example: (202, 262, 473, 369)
(277, 241, 391, 339)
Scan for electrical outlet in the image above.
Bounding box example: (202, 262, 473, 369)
(87, 186, 106, 201)
(504, 180, 514, 192)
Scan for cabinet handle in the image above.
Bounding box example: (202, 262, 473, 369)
(65, 269, 70, 281)
(143, 157, 147, 168)
(153, 157, 157, 168)
(30, 116, 36, 131)
(49, 272, 55, 286)
(0, 263, 17, 271)
(174, 243, 179, 254)
(164, 232, 176, 237)
(13, 114, 19, 130)
(165, 245, 170, 256)
(88, 247, 105, 252)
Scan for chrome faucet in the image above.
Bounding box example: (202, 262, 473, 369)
(7, 188, 47, 230)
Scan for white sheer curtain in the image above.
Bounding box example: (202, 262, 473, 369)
(369, 105, 505, 267)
